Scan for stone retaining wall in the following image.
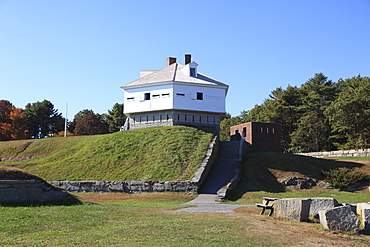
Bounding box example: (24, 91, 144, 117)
(49, 136, 219, 194)
(49, 180, 198, 193)
(0, 180, 78, 205)
(296, 149, 370, 158)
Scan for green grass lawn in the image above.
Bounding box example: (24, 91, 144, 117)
(0, 126, 213, 181)
(2, 192, 370, 246)
(0, 195, 270, 246)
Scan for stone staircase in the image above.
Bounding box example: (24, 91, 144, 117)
(218, 141, 241, 160)
(200, 141, 241, 194)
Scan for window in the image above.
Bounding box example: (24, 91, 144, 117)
(162, 93, 170, 98)
(144, 93, 150, 100)
(127, 97, 134, 101)
(190, 68, 196, 77)
(176, 93, 185, 98)
(152, 94, 160, 99)
(196, 92, 203, 100)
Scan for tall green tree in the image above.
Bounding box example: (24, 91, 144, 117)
(325, 76, 370, 149)
(0, 100, 14, 140)
(290, 73, 338, 152)
(24, 100, 64, 139)
(105, 103, 126, 133)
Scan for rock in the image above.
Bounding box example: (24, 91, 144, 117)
(277, 177, 317, 189)
(357, 203, 370, 231)
(319, 206, 360, 233)
(274, 198, 311, 221)
(309, 197, 339, 219)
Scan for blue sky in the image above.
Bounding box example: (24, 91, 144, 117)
(1, 0, 369, 119)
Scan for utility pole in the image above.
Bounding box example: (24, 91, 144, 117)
(64, 102, 68, 137)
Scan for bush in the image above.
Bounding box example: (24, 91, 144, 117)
(322, 167, 369, 190)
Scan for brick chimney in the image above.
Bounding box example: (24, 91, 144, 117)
(167, 57, 177, 66)
(185, 54, 191, 64)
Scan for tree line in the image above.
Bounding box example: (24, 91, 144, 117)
(0, 100, 126, 141)
(220, 73, 370, 153)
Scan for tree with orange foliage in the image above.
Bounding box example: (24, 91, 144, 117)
(0, 107, 29, 140)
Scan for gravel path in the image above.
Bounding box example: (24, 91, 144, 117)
(176, 194, 253, 213)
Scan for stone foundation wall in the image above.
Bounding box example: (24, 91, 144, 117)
(128, 110, 222, 130)
(49, 180, 198, 193)
(296, 149, 370, 158)
(0, 180, 76, 205)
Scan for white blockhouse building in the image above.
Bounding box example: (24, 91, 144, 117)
(120, 55, 229, 130)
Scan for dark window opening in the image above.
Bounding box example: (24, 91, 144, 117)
(144, 93, 150, 100)
(176, 93, 185, 97)
(190, 68, 196, 77)
(196, 92, 203, 100)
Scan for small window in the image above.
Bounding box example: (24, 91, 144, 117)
(152, 94, 160, 99)
(144, 93, 150, 100)
(176, 93, 185, 98)
(196, 92, 203, 100)
(162, 93, 170, 98)
(127, 97, 135, 101)
(190, 68, 196, 77)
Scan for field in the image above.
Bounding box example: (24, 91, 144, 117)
(1, 192, 370, 246)
(2, 128, 370, 245)
(0, 126, 213, 181)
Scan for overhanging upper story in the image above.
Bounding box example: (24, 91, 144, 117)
(120, 55, 229, 115)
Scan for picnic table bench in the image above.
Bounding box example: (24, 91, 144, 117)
(256, 197, 280, 216)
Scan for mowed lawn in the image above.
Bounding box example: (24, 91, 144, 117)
(1, 193, 370, 246)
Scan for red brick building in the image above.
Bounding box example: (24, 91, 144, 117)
(230, 122, 281, 152)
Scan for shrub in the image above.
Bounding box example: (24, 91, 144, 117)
(322, 167, 369, 190)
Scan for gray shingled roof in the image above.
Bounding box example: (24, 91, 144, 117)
(121, 63, 228, 88)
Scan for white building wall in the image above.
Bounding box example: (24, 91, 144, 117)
(123, 83, 173, 114)
(173, 84, 226, 113)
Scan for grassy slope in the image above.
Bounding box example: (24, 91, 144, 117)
(227, 151, 370, 202)
(0, 126, 213, 181)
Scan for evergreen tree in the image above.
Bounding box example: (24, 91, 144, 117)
(105, 103, 126, 133)
(24, 100, 64, 139)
